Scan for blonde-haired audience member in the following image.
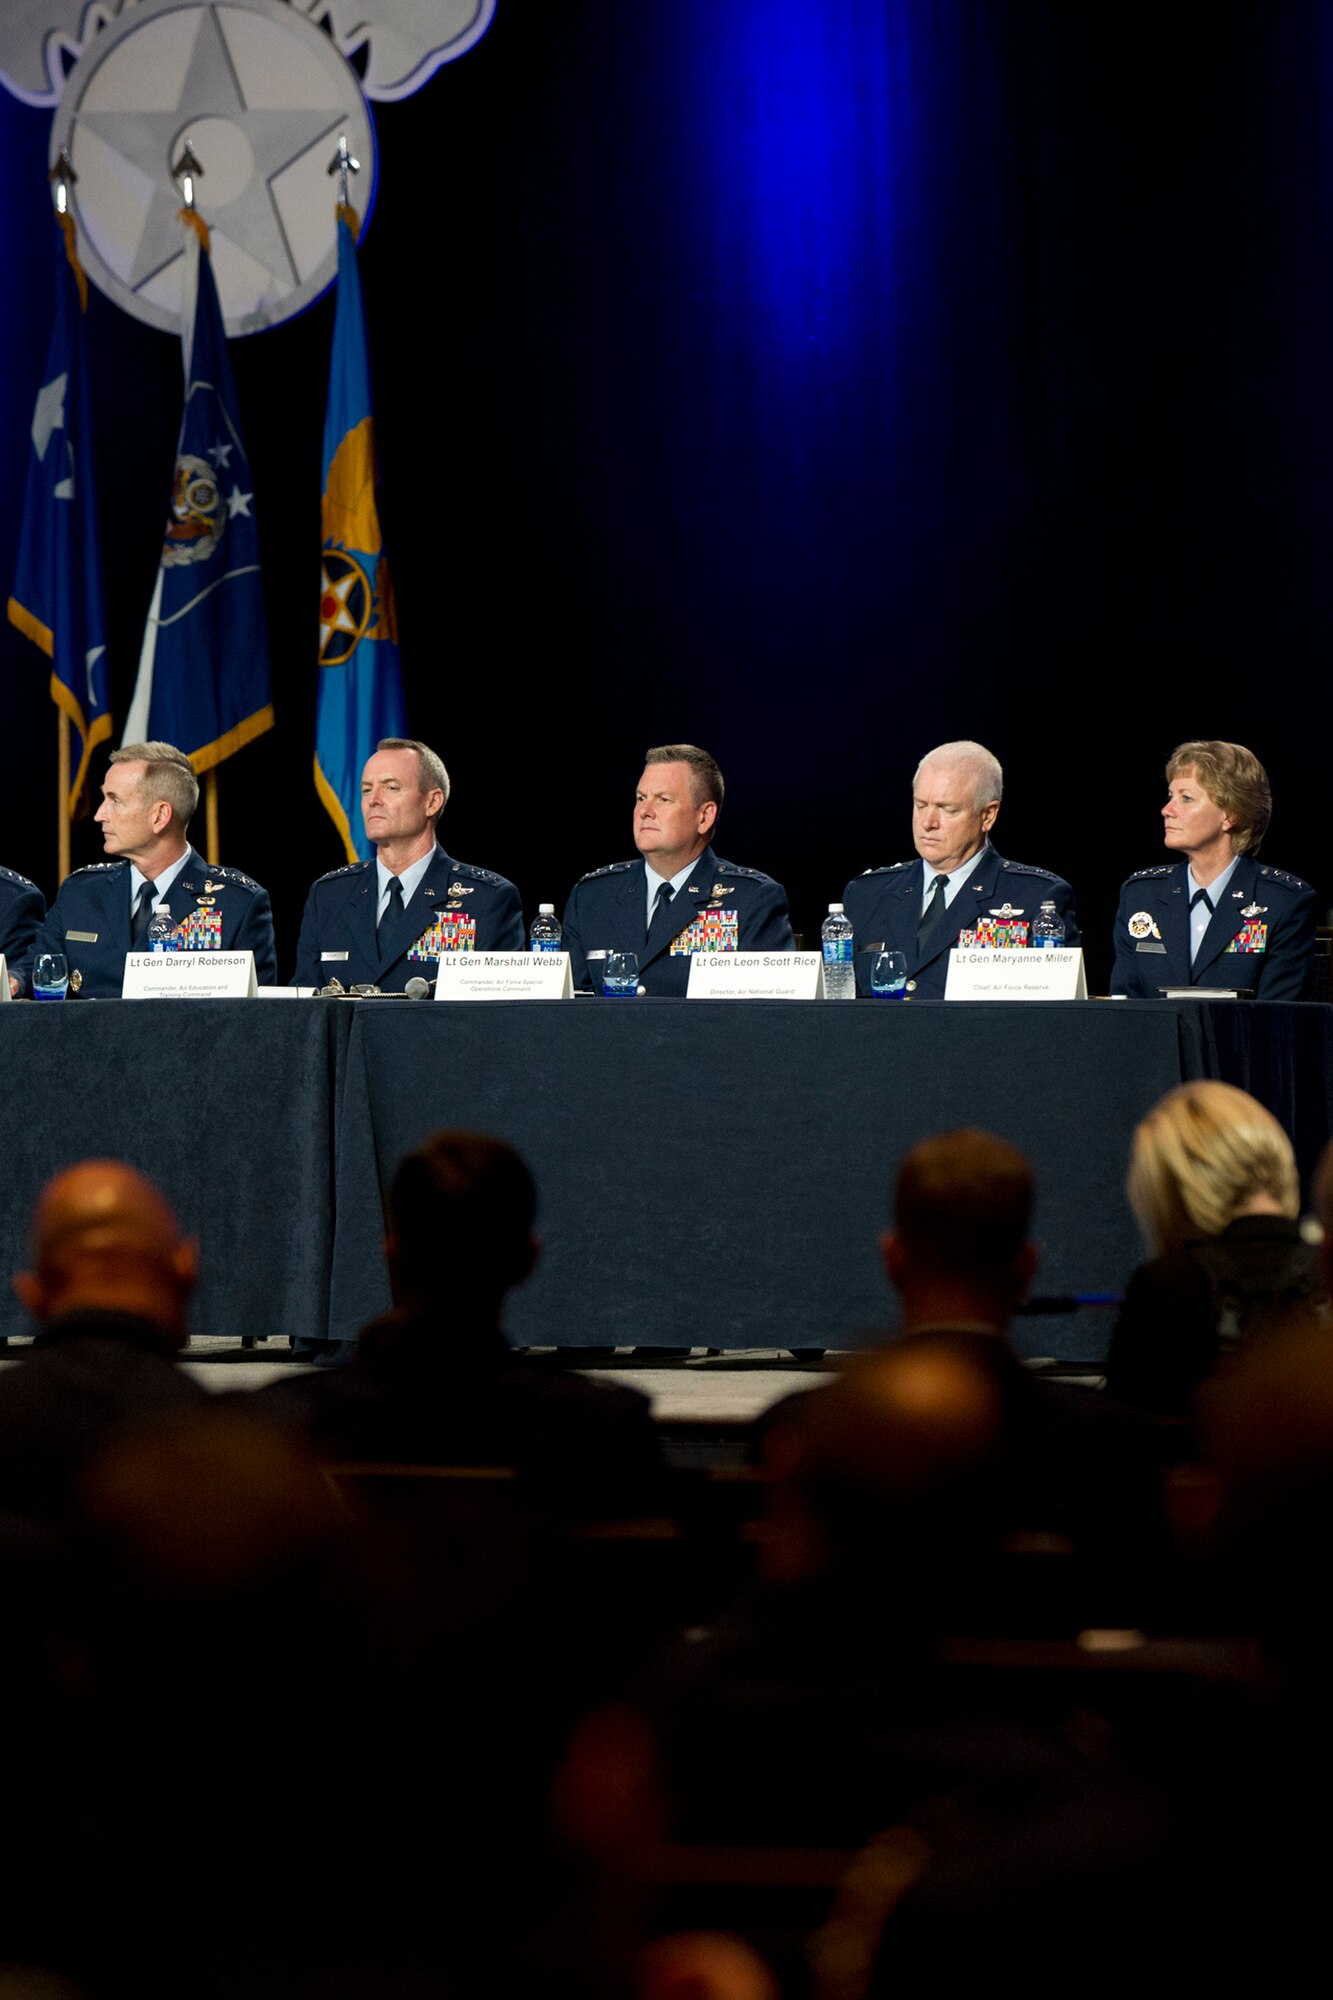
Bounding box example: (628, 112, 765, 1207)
(1105, 1081, 1325, 1416)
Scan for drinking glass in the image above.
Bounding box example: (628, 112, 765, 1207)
(870, 949, 908, 1000)
(603, 950, 640, 997)
(32, 952, 70, 1001)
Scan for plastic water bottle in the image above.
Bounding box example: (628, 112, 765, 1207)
(146, 901, 177, 953)
(821, 903, 855, 999)
(529, 904, 562, 952)
(1032, 900, 1065, 949)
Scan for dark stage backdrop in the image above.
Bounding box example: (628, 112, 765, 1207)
(1, 0, 1331, 993)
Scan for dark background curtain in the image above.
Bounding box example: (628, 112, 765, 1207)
(1, 0, 1329, 990)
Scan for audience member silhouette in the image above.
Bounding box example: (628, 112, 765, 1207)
(256, 1130, 666, 1519)
(1105, 1080, 1325, 1416)
(0, 1159, 205, 1520)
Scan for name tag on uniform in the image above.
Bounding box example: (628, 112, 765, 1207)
(67, 930, 98, 943)
(321, 951, 350, 961)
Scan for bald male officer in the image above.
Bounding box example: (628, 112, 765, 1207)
(17, 742, 275, 998)
(842, 740, 1079, 998)
(561, 743, 794, 996)
(2, 866, 45, 997)
(293, 738, 524, 990)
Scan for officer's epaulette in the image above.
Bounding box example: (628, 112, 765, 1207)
(316, 862, 363, 884)
(1002, 860, 1061, 882)
(0, 865, 38, 890)
(579, 859, 637, 882)
(455, 862, 504, 884)
(859, 861, 912, 877)
(70, 861, 124, 875)
(1127, 866, 1173, 881)
(1259, 866, 1312, 890)
(206, 864, 262, 892)
(715, 860, 769, 881)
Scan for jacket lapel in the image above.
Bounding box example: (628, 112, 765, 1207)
(642, 847, 717, 971)
(909, 849, 1000, 977)
(1193, 856, 1257, 980)
(374, 845, 451, 978)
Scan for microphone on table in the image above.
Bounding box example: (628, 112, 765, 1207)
(405, 976, 432, 1000)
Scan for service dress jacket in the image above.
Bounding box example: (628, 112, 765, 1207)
(292, 842, 524, 990)
(0, 866, 44, 984)
(841, 847, 1080, 998)
(20, 845, 276, 997)
(1110, 857, 1316, 1000)
(560, 844, 795, 996)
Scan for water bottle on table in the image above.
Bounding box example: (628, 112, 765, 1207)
(146, 903, 177, 953)
(821, 903, 855, 999)
(1032, 900, 1065, 949)
(530, 904, 562, 952)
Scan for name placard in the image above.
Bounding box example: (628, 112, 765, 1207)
(434, 951, 573, 1001)
(122, 951, 259, 999)
(687, 951, 826, 1000)
(945, 948, 1088, 1001)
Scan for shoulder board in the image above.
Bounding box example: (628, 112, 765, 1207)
(1127, 866, 1173, 881)
(452, 862, 505, 886)
(207, 864, 262, 891)
(69, 861, 124, 876)
(0, 865, 38, 891)
(714, 860, 771, 882)
(316, 862, 363, 884)
(1001, 861, 1060, 882)
(858, 860, 913, 877)
(1258, 866, 1312, 890)
(578, 860, 637, 882)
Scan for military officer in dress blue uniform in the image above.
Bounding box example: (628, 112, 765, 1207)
(16, 742, 275, 998)
(1111, 739, 1316, 1001)
(561, 743, 795, 996)
(293, 738, 524, 990)
(841, 740, 1080, 998)
(1, 866, 45, 997)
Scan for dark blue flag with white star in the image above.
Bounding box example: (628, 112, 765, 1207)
(7, 213, 111, 814)
(123, 215, 273, 769)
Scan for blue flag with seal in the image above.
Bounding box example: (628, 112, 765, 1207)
(122, 212, 273, 769)
(315, 202, 407, 863)
(7, 211, 111, 814)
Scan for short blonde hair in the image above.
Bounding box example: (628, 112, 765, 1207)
(1165, 740, 1271, 854)
(1127, 1081, 1299, 1256)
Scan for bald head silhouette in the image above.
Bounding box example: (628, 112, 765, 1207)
(13, 1161, 197, 1347)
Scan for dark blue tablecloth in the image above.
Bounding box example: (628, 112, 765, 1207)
(325, 997, 1284, 1360)
(0, 1000, 354, 1343)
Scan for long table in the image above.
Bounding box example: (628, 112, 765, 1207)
(4, 997, 1330, 1361)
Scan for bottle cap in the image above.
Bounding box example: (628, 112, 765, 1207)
(827, 902, 845, 914)
(538, 903, 555, 914)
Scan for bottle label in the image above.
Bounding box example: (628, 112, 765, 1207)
(530, 940, 561, 952)
(821, 940, 853, 963)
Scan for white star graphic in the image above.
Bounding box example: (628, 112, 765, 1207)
(31, 373, 67, 459)
(208, 441, 234, 469)
(226, 487, 254, 519)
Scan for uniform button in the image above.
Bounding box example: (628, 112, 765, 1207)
(905, 979, 916, 992)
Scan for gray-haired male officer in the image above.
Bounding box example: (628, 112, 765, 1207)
(293, 738, 525, 990)
(17, 742, 276, 997)
(561, 743, 795, 995)
(841, 740, 1079, 997)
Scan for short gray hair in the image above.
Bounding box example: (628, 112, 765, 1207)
(644, 743, 724, 811)
(110, 742, 199, 828)
(913, 740, 1003, 812)
(376, 738, 451, 811)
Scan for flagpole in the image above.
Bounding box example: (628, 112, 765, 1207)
(175, 138, 223, 871)
(57, 716, 70, 882)
(51, 152, 75, 884)
(205, 770, 219, 864)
